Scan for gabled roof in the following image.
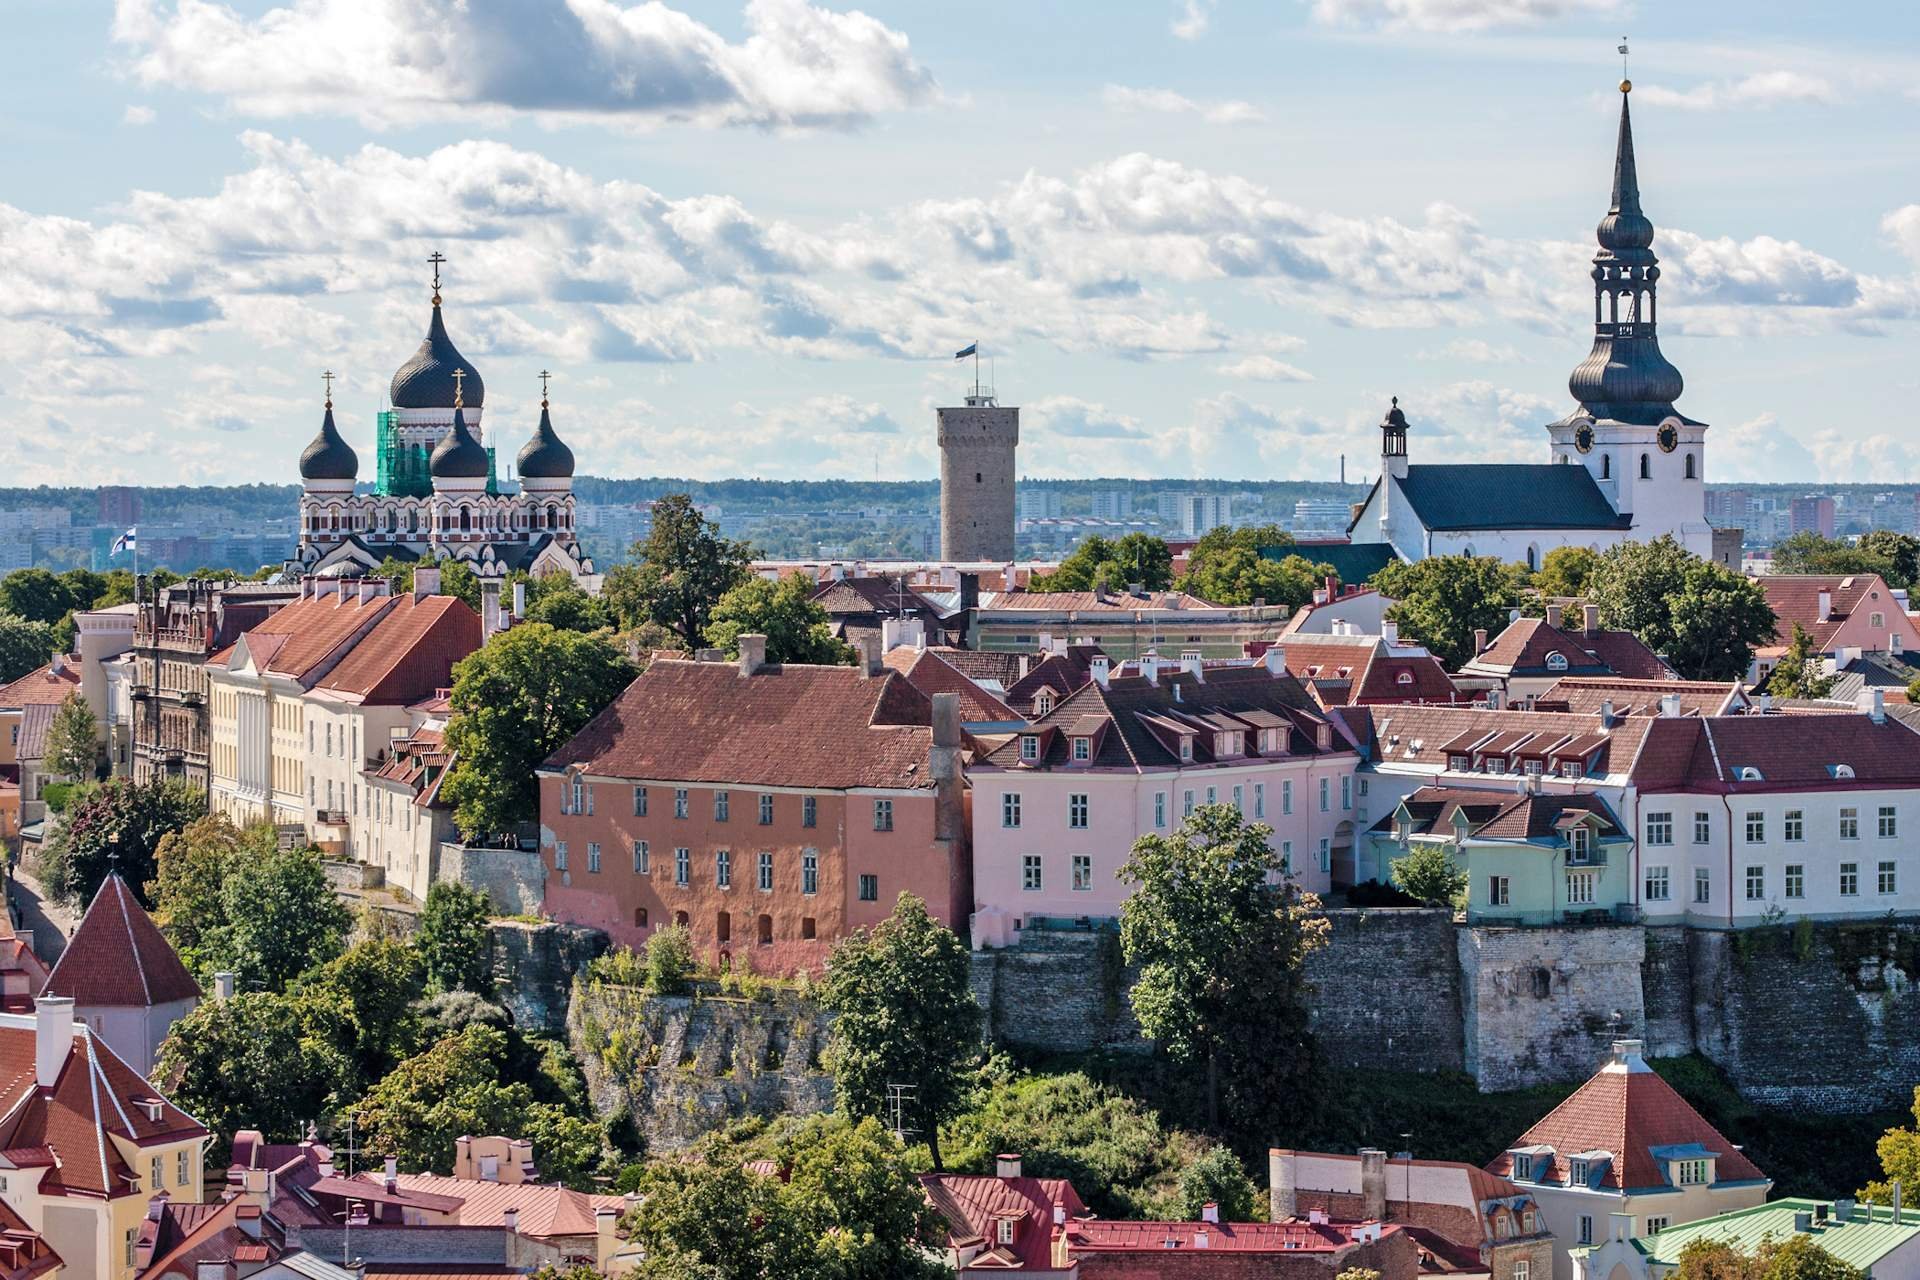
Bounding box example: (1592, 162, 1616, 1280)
(1272, 636, 1457, 707)
(1003, 650, 1099, 713)
(1488, 1042, 1766, 1192)
(1464, 617, 1671, 681)
(222, 591, 398, 684)
(1394, 465, 1631, 532)
(14, 706, 54, 764)
(1628, 714, 1920, 794)
(1375, 785, 1624, 842)
(1334, 705, 1654, 781)
(310, 595, 481, 706)
(881, 649, 1018, 723)
(1535, 677, 1744, 719)
(921, 1171, 1087, 1272)
(1757, 573, 1908, 652)
(1065, 1217, 1405, 1255)
(333, 1171, 625, 1240)
(0, 662, 79, 710)
(981, 589, 1223, 612)
(546, 659, 936, 791)
(0, 1196, 55, 1280)
(45, 873, 201, 1008)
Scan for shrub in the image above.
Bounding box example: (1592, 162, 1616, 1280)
(1390, 844, 1466, 908)
(645, 925, 695, 995)
(1345, 879, 1421, 908)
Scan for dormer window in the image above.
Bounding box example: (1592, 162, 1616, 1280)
(1735, 765, 1763, 782)
(1179, 737, 1194, 762)
(1512, 1153, 1534, 1180)
(1397, 670, 1414, 686)
(1034, 689, 1056, 715)
(1829, 764, 1854, 780)
(1021, 735, 1040, 762)
(1215, 732, 1240, 757)
(1545, 652, 1569, 672)
(1260, 729, 1282, 753)
(1486, 756, 1506, 774)
(1449, 754, 1469, 771)
(1315, 726, 1332, 750)
(1675, 1159, 1709, 1186)
(1568, 827, 1593, 864)
(1568, 1158, 1589, 1185)
(1072, 737, 1090, 762)
(1561, 760, 1584, 779)
(997, 1216, 1016, 1246)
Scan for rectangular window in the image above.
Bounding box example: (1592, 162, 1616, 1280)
(1841, 862, 1859, 896)
(1785, 864, 1804, 899)
(675, 847, 690, 887)
(803, 796, 816, 828)
(1882, 806, 1899, 839)
(555, 841, 568, 872)
(873, 799, 893, 831)
(586, 783, 594, 816)
(716, 849, 731, 889)
(1232, 785, 1243, 814)
(1784, 809, 1804, 842)
(1282, 780, 1294, 815)
(1646, 812, 1673, 845)
(1694, 868, 1711, 904)
(758, 852, 774, 892)
(1567, 870, 1596, 905)
(1183, 790, 1195, 818)
(1694, 811, 1711, 844)
(1253, 783, 1265, 819)
(1003, 793, 1022, 828)
(759, 793, 774, 825)
(1646, 1218, 1670, 1235)
(1318, 778, 1329, 812)
(1568, 827, 1592, 863)
(177, 1149, 189, 1185)
(1881, 861, 1899, 895)
(1512, 1154, 1534, 1181)
(1072, 855, 1092, 891)
(674, 788, 689, 819)
(1490, 875, 1510, 907)
(1676, 1160, 1708, 1186)
(1206, 786, 1217, 806)
(1280, 841, 1293, 874)
(1020, 736, 1039, 761)
(1023, 856, 1042, 891)
(1579, 1217, 1593, 1246)
(1317, 838, 1330, 872)
(1516, 1262, 1531, 1280)
(1155, 792, 1167, 828)
(633, 841, 650, 875)
(587, 842, 602, 874)
(715, 790, 730, 822)
(1069, 793, 1088, 829)
(1072, 737, 1090, 761)
(1745, 811, 1765, 843)
(1842, 807, 1860, 839)
(802, 851, 818, 896)
(858, 874, 878, 901)
(1645, 867, 1670, 901)
(1341, 776, 1352, 810)
(634, 785, 647, 816)
(1745, 865, 1763, 901)
(152, 1156, 163, 1190)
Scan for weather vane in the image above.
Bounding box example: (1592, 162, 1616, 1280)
(428, 251, 446, 304)
(539, 369, 552, 406)
(322, 369, 334, 407)
(452, 367, 465, 408)
(1618, 37, 1630, 91)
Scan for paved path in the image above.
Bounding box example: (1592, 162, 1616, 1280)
(8, 866, 75, 967)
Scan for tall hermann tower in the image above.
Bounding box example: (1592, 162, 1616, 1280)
(937, 365, 1019, 562)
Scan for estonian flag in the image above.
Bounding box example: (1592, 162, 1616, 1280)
(954, 343, 977, 360)
(111, 527, 138, 555)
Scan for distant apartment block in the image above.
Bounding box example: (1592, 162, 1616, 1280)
(1292, 499, 1354, 533)
(1088, 488, 1133, 520)
(1157, 491, 1232, 536)
(1016, 487, 1064, 522)
(1790, 495, 1835, 539)
(1704, 488, 1750, 529)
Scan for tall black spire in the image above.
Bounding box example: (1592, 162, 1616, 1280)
(1566, 80, 1685, 426)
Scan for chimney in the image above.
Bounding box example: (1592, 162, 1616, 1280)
(384, 1155, 398, 1194)
(1181, 651, 1203, 681)
(1487, 689, 1504, 711)
(512, 581, 526, 619)
(1508, 607, 1521, 624)
(1090, 655, 1111, 687)
(1325, 575, 1339, 603)
(503, 1206, 520, 1235)
(1473, 628, 1488, 655)
(931, 692, 960, 752)
(481, 579, 502, 639)
(1269, 1150, 1296, 1221)
(1007, 563, 1019, 592)
(1896, 1180, 1904, 1226)
(1546, 603, 1563, 629)
(1359, 1148, 1387, 1222)
(414, 564, 441, 598)
(214, 971, 236, 1002)
(1611, 1212, 1634, 1243)
(831, 562, 845, 581)
(1141, 653, 1161, 684)
(1381, 620, 1399, 645)
(1611, 1038, 1645, 1066)
(596, 1205, 620, 1268)
(857, 636, 883, 678)
(1128, 581, 1144, 598)
(1794, 1212, 1814, 1233)
(1263, 646, 1286, 677)
(1814, 589, 1833, 623)
(1599, 699, 1616, 727)
(1194, 1230, 1210, 1249)
(359, 577, 377, 604)
(34, 997, 72, 1089)
(738, 634, 767, 678)
(1872, 688, 1887, 724)
(1836, 1200, 1857, 1223)
(1660, 693, 1682, 718)
(1201, 1202, 1220, 1224)
(196, 1262, 232, 1280)
(958, 572, 980, 614)
(1583, 603, 1600, 633)
(996, 1154, 1023, 1180)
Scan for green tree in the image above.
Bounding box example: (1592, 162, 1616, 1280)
(154, 991, 357, 1163)
(150, 815, 271, 977)
(703, 575, 854, 666)
(1172, 1144, 1260, 1223)
(1118, 804, 1329, 1129)
(1180, 526, 1331, 609)
(40, 777, 206, 908)
(817, 893, 980, 1171)
(1861, 1084, 1920, 1203)
(522, 572, 613, 633)
(1037, 534, 1175, 593)
(417, 881, 496, 995)
(42, 691, 98, 780)
(293, 938, 428, 1085)
(1371, 556, 1529, 669)
(1859, 530, 1920, 590)
(644, 924, 696, 995)
(1765, 623, 1835, 700)
(1588, 536, 1776, 681)
(619, 494, 754, 646)
(1389, 843, 1466, 907)
(440, 623, 634, 838)
(0, 615, 58, 683)
(622, 1141, 790, 1280)
(1534, 545, 1599, 600)
(57, 569, 107, 612)
(1670, 1234, 1865, 1280)
(1771, 532, 1885, 581)
(0, 570, 75, 625)
(218, 845, 352, 992)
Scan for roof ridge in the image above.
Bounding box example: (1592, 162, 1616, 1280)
(111, 878, 153, 1008)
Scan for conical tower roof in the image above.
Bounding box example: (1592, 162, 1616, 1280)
(44, 873, 202, 1007)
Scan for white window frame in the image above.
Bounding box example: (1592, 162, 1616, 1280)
(1003, 792, 1022, 828)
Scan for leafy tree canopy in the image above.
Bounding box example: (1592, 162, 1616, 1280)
(703, 574, 853, 666)
(150, 815, 273, 977)
(1534, 545, 1600, 600)
(1036, 533, 1175, 594)
(1390, 843, 1466, 908)
(613, 494, 754, 646)
(417, 881, 497, 996)
(1371, 556, 1529, 670)
(42, 690, 99, 781)
(293, 938, 428, 1086)
(1765, 623, 1835, 701)
(1772, 531, 1919, 590)
(0, 570, 76, 625)
(0, 615, 58, 684)
(1671, 1233, 1864, 1280)
(1179, 526, 1330, 610)
(519, 571, 614, 633)
(1588, 536, 1776, 681)
(216, 844, 353, 993)
(40, 777, 205, 909)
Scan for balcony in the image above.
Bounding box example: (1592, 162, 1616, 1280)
(131, 685, 154, 701)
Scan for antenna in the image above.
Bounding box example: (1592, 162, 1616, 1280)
(886, 1082, 917, 1144)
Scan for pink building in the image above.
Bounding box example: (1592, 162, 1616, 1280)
(968, 652, 1360, 943)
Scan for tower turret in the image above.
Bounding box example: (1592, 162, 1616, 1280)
(1379, 396, 1409, 480)
(430, 370, 490, 492)
(299, 372, 358, 491)
(516, 371, 575, 494)
(936, 353, 1019, 562)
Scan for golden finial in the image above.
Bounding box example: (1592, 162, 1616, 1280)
(539, 369, 551, 408)
(1618, 37, 1630, 92)
(452, 367, 465, 409)
(322, 369, 334, 409)
(428, 251, 446, 306)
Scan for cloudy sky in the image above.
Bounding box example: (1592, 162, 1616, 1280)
(5, 0, 1920, 488)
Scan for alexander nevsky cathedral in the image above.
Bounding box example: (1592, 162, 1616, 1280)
(290, 259, 597, 587)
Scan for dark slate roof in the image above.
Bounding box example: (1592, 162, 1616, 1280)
(429, 405, 489, 478)
(1396, 465, 1631, 532)
(516, 403, 575, 479)
(298, 404, 359, 481)
(1262, 541, 1398, 585)
(390, 303, 485, 410)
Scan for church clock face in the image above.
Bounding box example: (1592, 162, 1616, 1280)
(1657, 423, 1680, 453)
(1573, 424, 1595, 454)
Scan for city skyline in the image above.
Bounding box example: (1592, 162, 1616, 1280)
(5, 1, 1920, 487)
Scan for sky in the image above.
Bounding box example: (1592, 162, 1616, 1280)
(4, 0, 1920, 489)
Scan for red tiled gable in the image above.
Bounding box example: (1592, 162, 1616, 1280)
(312, 596, 481, 705)
(1467, 618, 1672, 681)
(334, 1171, 624, 1239)
(884, 650, 1018, 723)
(1489, 1048, 1766, 1192)
(1274, 636, 1458, 707)
(922, 1172, 1087, 1272)
(926, 647, 1028, 688)
(1004, 651, 1096, 713)
(227, 592, 397, 682)
(14, 706, 54, 764)
(44, 873, 201, 1008)
(137, 1196, 282, 1279)
(1757, 574, 1903, 651)
(0, 663, 80, 710)
(1675, 714, 1920, 793)
(546, 660, 936, 790)
(1380, 785, 1623, 841)
(1337, 705, 1657, 780)
(1537, 678, 1741, 718)
(0, 1194, 56, 1280)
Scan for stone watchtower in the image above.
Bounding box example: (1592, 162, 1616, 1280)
(937, 380, 1019, 562)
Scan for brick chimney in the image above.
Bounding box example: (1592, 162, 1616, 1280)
(738, 634, 767, 677)
(1359, 1148, 1387, 1221)
(1583, 603, 1600, 634)
(1473, 628, 1488, 655)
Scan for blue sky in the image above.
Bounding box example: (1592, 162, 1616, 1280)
(4, 0, 1920, 488)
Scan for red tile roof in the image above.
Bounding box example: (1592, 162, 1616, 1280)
(1628, 714, 1920, 793)
(547, 659, 936, 790)
(1065, 1217, 1404, 1254)
(225, 591, 398, 682)
(1465, 618, 1672, 681)
(1335, 705, 1657, 780)
(1757, 574, 1904, 651)
(333, 1171, 624, 1240)
(1376, 785, 1624, 842)
(1271, 635, 1458, 707)
(1488, 1045, 1767, 1192)
(312, 596, 481, 706)
(1535, 677, 1743, 718)
(883, 649, 1018, 722)
(0, 1195, 57, 1280)
(0, 663, 79, 710)
(922, 1172, 1087, 1272)
(985, 589, 1222, 611)
(44, 873, 201, 1008)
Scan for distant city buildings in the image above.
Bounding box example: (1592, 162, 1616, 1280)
(1790, 495, 1836, 539)
(1088, 488, 1133, 520)
(1157, 491, 1233, 537)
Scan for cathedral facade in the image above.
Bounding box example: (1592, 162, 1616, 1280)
(1350, 80, 1714, 568)
(291, 270, 597, 587)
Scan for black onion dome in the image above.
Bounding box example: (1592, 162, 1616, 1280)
(299, 404, 359, 481)
(516, 403, 575, 479)
(391, 305, 486, 410)
(429, 405, 490, 479)
(1381, 399, 1409, 430)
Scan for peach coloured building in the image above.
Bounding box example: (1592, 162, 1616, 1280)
(538, 638, 965, 971)
(968, 652, 1361, 942)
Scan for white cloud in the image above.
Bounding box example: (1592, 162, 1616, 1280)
(110, 0, 937, 130)
(1417, 338, 1523, 363)
(1216, 354, 1315, 381)
(1883, 206, 1920, 265)
(1632, 70, 1836, 111)
(122, 104, 156, 125)
(1171, 0, 1211, 40)
(1306, 0, 1613, 33)
(1102, 85, 1265, 126)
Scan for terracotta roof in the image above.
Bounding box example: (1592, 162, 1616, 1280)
(1627, 714, 1920, 794)
(921, 1172, 1087, 1272)
(1464, 618, 1672, 681)
(1003, 650, 1098, 714)
(339, 1171, 623, 1240)
(1065, 1218, 1404, 1254)
(224, 591, 399, 683)
(1535, 677, 1743, 718)
(547, 659, 936, 790)
(982, 589, 1223, 611)
(811, 576, 948, 620)
(13, 706, 53, 765)
(1271, 635, 1458, 707)
(1757, 574, 1904, 651)
(1335, 705, 1655, 781)
(0, 1197, 56, 1280)
(1488, 1044, 1767, 1192)
(136, 1194, 286, 1279)
(923, 648, 1028, 688)
(1375, 785, 1624, 842)
(0, 663, 79, 710)
(44, 873, 201, 1008)
(311, 596, 481, 705)
(882, 650, 1018, 722)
